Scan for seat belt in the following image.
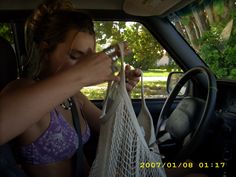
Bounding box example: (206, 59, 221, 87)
(70, 98, 84, 177)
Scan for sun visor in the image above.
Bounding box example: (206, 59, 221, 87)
(123, 0, 196, 17)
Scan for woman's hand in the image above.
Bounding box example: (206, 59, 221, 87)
(103, 41, 131, 61)
(70, 52, 118, 88)
(125, 64, 141, 93)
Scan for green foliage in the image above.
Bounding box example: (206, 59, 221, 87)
(94, 21, 163, 70)
(181, 16, 191, 26)
(124, 24, 163, 70)
(213, 0, 225, 16)
(198, 15, 236, 79)
(0, 23, 13, 43)
(174, 0, 236, 80)
(230, 68, 236, 79)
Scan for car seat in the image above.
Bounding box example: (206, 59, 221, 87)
(0, 36, 27, 177)
(0, 36, 17, 90)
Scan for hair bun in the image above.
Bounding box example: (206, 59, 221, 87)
(24, 0, 74, 77)
(26, 0, 73, 31)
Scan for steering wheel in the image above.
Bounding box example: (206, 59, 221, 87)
(156, 66, 217, 159)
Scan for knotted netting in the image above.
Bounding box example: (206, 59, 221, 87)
(89, 43, 166, 177)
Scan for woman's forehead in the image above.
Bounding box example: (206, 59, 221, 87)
(66, 29, 95, 52)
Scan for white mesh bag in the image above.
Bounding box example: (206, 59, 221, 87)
(89, 43, 166, 177)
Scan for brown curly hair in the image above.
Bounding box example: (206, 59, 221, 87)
(24, 0, 95, 78)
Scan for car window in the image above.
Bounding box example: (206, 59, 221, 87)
(0, 21, 182, 100)
(81, 21, 182, 100)
(169, 0, 236, 80)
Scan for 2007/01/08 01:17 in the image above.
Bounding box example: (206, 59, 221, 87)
(139, 161, 226, 169)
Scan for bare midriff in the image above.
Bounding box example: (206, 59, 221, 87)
(21, 157, 75, 177)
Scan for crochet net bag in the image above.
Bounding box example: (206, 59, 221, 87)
(89, 43, 166, 177)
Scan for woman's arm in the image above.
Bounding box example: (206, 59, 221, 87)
(0, 73, 81, 145)
(0, 52, 115, 145)
(75, 92, 101, 133)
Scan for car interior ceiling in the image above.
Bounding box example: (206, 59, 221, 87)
(0, 0, 194, 12)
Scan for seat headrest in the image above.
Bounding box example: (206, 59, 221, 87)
(0, 37, 18, 90)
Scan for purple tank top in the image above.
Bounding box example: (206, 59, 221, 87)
(16, 109, 90, 165)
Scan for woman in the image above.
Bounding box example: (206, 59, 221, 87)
(0, 0, 141, 177)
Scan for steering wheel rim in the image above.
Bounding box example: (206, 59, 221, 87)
(156, 66, 217, 159)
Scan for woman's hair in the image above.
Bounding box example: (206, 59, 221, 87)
(24, 0, 95, 78)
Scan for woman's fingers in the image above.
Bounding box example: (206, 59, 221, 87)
(124, 65, 141, 92)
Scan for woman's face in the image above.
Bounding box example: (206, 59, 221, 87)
(43, 29, 95, 76)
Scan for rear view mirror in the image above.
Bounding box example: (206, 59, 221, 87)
(166, 72, 190, 96)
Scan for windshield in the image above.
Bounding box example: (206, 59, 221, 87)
(170, 0, 236, 80)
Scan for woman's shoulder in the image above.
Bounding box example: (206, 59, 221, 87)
(1, 78, 36, 94)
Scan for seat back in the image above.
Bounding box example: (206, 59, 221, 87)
(0, 36, 18, 90)
(0, 36, 27, 177)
